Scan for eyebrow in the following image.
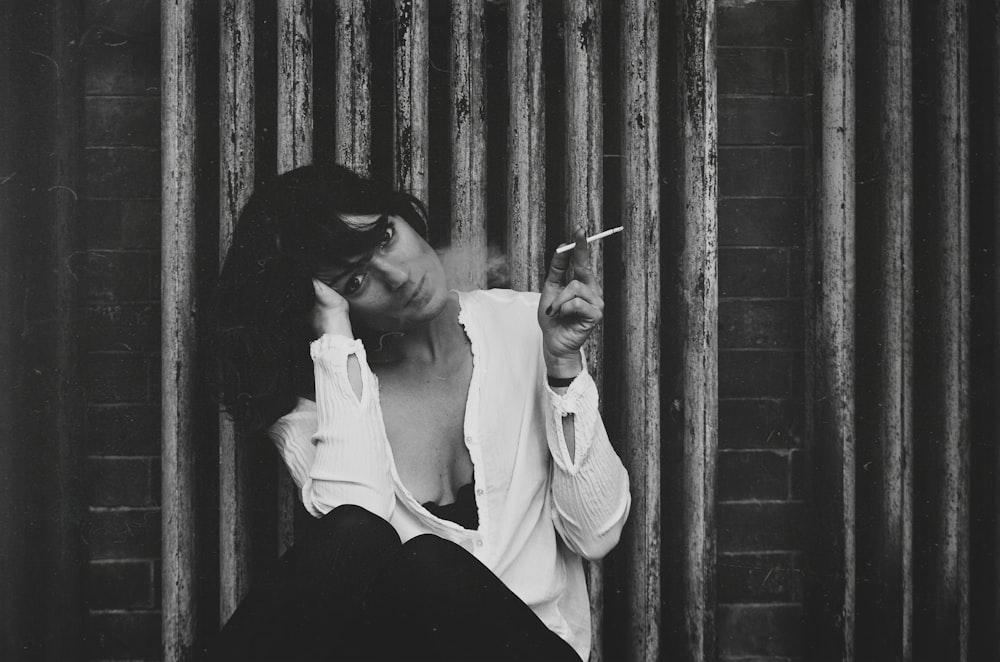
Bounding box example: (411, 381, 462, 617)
(316, 216, 391, 286)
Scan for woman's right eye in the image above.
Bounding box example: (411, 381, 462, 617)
(343, 273, 366, 295)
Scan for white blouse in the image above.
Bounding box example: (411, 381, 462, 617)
(268, 288, 631, 660)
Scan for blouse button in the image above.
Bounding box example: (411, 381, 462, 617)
(476, 538, 484, 547)
(475, 488, 484, 496)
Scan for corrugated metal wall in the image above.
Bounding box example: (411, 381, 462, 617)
(154, 1, 1000, 661)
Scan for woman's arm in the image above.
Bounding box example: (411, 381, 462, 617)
(544, 367, 631, 561)
(536, 232, 631, 559)
(271, 281, 396, 520)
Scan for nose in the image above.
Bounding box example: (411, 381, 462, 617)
(369, 254, 409, 290)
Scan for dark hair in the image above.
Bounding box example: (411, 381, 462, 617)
(207, 163, 430, 432)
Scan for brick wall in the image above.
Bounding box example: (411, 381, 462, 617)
(716, 1, 807, 660)
(80, 20, 162, 660)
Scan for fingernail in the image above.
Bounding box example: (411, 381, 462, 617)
(545, 305, 553, 316)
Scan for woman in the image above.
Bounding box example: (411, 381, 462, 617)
(207, 164, 631, 661)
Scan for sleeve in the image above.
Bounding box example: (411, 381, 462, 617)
(544, 368, 631, 560)
(298, 333, 395, 519)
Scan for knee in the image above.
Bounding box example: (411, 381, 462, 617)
(398, 534, 475, 580)
(310, 504, 398, 548)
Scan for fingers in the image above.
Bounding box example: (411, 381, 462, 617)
(548, 297, 603, 325)
(544, 245, 572, 290)
(545, 279, 604, 319)
(312, 278, 348, 310)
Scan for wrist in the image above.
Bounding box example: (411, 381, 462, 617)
(544, 351, 583, 380)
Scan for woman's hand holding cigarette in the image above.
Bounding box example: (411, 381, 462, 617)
(538, 226, 605, 379)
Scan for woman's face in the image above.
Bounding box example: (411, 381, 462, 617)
(314, 214, 449, 333)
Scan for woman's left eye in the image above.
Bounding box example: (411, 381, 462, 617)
(379, 225, 395, 247)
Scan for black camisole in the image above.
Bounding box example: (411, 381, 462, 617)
(422, 480, 479, 530)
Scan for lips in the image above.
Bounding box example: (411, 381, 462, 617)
(405, 274, 427, 307)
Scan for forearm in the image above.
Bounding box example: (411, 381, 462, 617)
(307, 334, 395, 519)
(545, 369, 631, 559)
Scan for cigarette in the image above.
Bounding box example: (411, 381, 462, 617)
(555, 226, 624, 254)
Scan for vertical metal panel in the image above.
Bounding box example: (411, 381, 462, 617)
(335, 0, 371, 175)
(621, 2, 664, 661)
(856, 0, 913, 659)
(161, 1, 199, 659)
(277, 0, 313, 554)
(219, 0, 255, 624)
(807, 0, 856, 659)
(676, 0, 717, 659)
(912, 0, 970, 659)
(278, 0, 313, 174)
(564, 0, 604, 386)
(448, 0, 487, 290)
(46, 0, 85, 656)
(394, 0, 429, 201)
(507, 0, 545, 293)
(994, 1, 1000, 651)
(564, 3, 605, 657)
(0, 1, 22, 652)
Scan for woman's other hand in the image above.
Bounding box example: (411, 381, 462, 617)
(538, 227, 604, 379)
(312, 278, 354, 338)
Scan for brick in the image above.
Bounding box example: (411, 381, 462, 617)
(88, 457, 156, 507)
(82, 44, 160, 96)
(789, 449, 804, 500)
(84, 148, 160, 198)
(719, 147, 806, 197)
(717, 552, 805, 603)
(120, 199, 161, 247)
(719, 96, 804, 146)
(718, 2, 804, 47)
(718, 48, 786, 95)
(79, 250, 154, 302)
(717, 604, 805, 657)
(719, 198, 805, 247)
(717, 502, 805, 552)
(86, 561, 155, 609)
(87, 509, 160, 560)
(83, 303, 160, 352)
(719, 300, 804, 349)
(788, 248, 805, 296)
(719, 350, 793, 398)
(85, 611, 161, 659)
(719, 399, 803, 449)
(787, 47, 805, 95)
(718, 451, 790, 501)
(85, 96, 159, 147)
(86, 353, 149, 403)
(86, 405, 160, 455)
(81, 198, 161, 249)
(720, 248, 788, 297)
(80, 199, 122, 246)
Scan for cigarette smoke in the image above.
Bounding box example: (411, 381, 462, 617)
(436, 243, 511, 290)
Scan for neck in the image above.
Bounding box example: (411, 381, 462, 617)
(367, 295, 463, 366)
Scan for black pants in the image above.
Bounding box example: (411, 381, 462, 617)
(200, 505, 582, 661)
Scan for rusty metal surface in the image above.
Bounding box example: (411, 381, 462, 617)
(161, 1, 199, 659)
(335, 0, 371, 175)
(621, 2, 665, 660)
(856, 0, 913, 659)
(394, 0, 428, 201)
(807, 0, 856, 659)
(278, 0, 313, 174)
(912, 0, 970, 659)
(277, 0, 313, 554)
(448, 0, 487, 289)
(676, 0, 718, 660)
(507, 0, 545, 293)
(219, 0, 255, 625)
